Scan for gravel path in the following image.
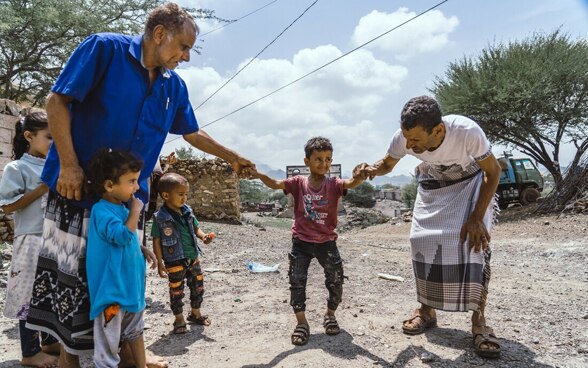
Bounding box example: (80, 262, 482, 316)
(0, 209, 586, 367)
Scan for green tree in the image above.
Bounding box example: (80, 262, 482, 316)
(432, 30, 588, 184)
(269, 190, 288, 207)
(402, 176, 417, 209)
(0, 0, 226, 105)
(174, 146, 207, 160)
(381, 183, 399, 190)
(239, 180, 267, 204)
(344, 182, 375, 208)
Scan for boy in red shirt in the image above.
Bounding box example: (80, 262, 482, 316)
(251, 137, 366, 345)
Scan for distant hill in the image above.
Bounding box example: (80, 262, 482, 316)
(253, 161, 287, 179)
(370, 174, 413, 187)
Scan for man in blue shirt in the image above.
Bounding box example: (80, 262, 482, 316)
(25, 3, 253, 367)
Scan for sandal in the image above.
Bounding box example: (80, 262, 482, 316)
(402, 309, 437, 335)
(173, 321, 187, 334)
(323, 315, 341, 335)
(187, 314, 211, 326)
(291, 323, 310, 346)
(473, 326, 501, 359)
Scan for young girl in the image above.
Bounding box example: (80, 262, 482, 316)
(0, 111, 59, 367)
(85, 149, 147, 368)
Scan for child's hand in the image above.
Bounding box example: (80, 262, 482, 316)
(129, 195, 144, 214)
(157, 262, 168, 278)
(202, 232, 215, 244)
(352, 163, 369, 180)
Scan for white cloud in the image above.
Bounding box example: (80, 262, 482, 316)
(351, 8, 459, 60)
(169, 44, 412, 174)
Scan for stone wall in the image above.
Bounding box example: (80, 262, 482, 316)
(0, 99, 20, 243)
(167, 157, 241, 222)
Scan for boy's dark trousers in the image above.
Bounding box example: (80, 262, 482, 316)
(288, 238, 344, 313)
(165, 258, 204, 316)
(19, 320, 57, 357)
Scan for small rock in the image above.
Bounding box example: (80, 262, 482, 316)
(359, 309, 364, 313)
(583, 315, 588, 319)
(234, 298, 242, 303)
(353, 314, 358, 318)
(283, 299, 287, 303)
(420, 353, 434, 363)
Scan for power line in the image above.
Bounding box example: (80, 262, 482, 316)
(194, 0, 319, 111)
(199, 0, 280, 37)
(164, 0, 449, 147)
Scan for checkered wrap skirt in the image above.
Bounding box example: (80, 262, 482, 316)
(410, 170, 494, 312)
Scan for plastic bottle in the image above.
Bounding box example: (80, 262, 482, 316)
(246, 260, 280, 273)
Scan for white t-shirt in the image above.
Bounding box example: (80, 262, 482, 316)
(388, 114, 491, 169)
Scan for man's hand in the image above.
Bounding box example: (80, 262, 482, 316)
(231, 156, 256, 179)
(157, 262, 168, 278)
(56, 164, 85, 200)
(141, 246, 158, 269)
(460, 217, 490, 252)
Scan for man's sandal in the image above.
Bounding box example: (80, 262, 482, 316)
(323, 315, 341, 335)
(473, 326, 501, 358)
(402, 310, 437, 335)
(173, 321, 187, 334)
(291, 323, 310, 346)
(187, 314, 211, 326)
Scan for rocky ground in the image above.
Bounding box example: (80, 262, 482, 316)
(0, 204, 587, 367)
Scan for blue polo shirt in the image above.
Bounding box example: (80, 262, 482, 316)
(42, 33, 199, 208)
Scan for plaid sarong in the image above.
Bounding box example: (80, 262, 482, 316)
(25, 191, 94, 353)
(410, 167, 494, 312)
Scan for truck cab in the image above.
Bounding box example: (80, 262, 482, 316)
(497, 154, 544, 209)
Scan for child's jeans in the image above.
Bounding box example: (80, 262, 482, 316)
(165, 258, 204, 316)
(93, 307, 144, 368)
(19, 320, 57, 357)
(288, 238, 344, 313)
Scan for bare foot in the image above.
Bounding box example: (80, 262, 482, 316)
(58, 347, 80, 368)
(21, 351, 58, 367)
(146, 350, 169, 368)
(41, 342, 60, 355)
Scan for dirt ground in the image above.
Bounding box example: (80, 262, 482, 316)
(0, 206, 587, 367)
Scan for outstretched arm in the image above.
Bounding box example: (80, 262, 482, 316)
(342, 163, 368, 189)
(460, 154, 501, 252)
(183, 130, 255, 176)
(250, 169, 286, 190)
(363, 154, 400, 179)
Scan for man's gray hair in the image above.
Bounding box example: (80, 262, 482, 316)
(144, 2, 198, 39)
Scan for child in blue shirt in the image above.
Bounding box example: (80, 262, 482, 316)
(86, 149, 148, 368)
(0, 112, 58, 367)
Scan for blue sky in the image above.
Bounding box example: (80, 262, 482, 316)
(164, 0, 588, 176)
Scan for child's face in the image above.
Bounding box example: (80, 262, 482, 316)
(105, 171, 141, 203)
(25, 128, 52, 158)
(304, 150, 333, 176)
(162, 184, 189, 211)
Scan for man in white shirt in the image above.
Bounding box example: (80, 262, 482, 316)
(362, 95, 502, 359)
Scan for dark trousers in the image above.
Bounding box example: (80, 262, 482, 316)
(288, 238, 344, 313)
(19, 320, 57, 357)
(165, 258, 204, 316)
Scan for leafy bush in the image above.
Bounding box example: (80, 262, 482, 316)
(344, 182, 376, 208)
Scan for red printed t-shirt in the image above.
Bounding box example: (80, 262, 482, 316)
(283, 175, 346, 244)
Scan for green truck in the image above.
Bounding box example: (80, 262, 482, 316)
(496, 153, 544, 209)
